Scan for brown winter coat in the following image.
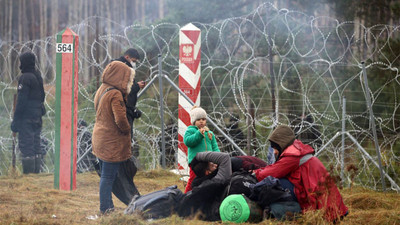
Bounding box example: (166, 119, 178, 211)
(92, 61, 135, 162)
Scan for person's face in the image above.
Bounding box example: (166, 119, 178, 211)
(205, 162, 218, 175)
(195, 118, 206, 128)
(124, 55, 138, 68)
(124, 55, 138, 63)
(273, 148, 279, 158)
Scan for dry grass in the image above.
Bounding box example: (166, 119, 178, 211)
(0, 169, 399, 225)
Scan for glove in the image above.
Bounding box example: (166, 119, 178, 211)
(132, 108, 142, 119)
(11, 120, 19, 133)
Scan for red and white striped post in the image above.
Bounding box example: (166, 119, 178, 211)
(54, 28, 79, 190)
(178, 23, 201, 174)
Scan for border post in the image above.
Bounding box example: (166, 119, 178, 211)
(54, 28, 79, 190)
(178, 23, 201, 174)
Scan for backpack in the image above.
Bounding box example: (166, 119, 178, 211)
(226, 170, 258, 197)
(249, 176, 293, 208)
(124, 185, 184, 219)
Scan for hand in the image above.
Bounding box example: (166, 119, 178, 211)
(137, 81, 146, 89)
(250, 170, 257, 178)
(133, 108, 142, 118)
(199, 128, 205, 135)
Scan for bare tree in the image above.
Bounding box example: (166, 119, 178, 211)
(141, 1, 145, 24)
(159, 0, 164, 18)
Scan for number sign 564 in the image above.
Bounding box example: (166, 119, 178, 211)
(56, 43, 73, 53)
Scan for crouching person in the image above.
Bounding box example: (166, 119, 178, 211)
(92, 61, 136, 214)
(178, 152, 231, 221)
(253, 125, 348, 221)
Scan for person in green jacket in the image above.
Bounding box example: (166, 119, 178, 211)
(184, 106, 220, 193)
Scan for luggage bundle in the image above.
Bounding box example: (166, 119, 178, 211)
(124, 172, 301, 222)
(221, 173, 301, 222)
(124, 185, 184, 219)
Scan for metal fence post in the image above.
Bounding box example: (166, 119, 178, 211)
(341, 96, 346, 186)
(159, 54, 166, 168)
(361, 62, 386, 191)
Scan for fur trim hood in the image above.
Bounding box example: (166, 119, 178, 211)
(101, 61, 133, 95)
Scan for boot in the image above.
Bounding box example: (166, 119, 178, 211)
(21, 156, 36, 174)
(34, 154, 44, 173)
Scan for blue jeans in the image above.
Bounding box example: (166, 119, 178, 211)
(99, 159, 121, 213)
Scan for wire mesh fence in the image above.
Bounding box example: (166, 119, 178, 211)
(0, 3, 399, 191)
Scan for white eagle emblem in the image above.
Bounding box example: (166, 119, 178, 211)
(183, 45, 192, 56)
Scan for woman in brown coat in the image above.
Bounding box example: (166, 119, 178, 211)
(92, 61, 135, 214)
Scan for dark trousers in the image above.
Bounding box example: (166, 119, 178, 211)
(18, 118, 42, 157)
(279, 178, 297, 202)
(112, 157, 140, 205)
(95, 157, 140, 206)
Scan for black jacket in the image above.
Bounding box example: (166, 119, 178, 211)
(111, 56, 141, 125)
(14, 52, 45, 120)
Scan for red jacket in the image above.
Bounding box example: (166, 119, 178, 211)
(254, 140, 348, 221)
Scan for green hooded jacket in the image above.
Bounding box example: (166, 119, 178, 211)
(184, 125, 220, 163)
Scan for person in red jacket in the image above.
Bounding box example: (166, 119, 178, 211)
(253, 125, 348, 221)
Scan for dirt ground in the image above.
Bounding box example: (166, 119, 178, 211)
(0, 169, 399, 225)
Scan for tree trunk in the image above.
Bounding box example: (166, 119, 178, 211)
(159, 0, 164, 18)
(141, 1, 145, 24)
(123, 0, 127, 25)
(52, 0, 58, 35)
(82, 1, 89, 84)
(8, 0, 13, 41)
(29, 0, 35, 40)
(18, 0, 23, 42)
(39, 0, 46, 74)
(135, 0, 140, 22)
(106, 0, 113, 58)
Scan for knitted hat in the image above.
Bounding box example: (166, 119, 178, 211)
(190, 106, 207, 124)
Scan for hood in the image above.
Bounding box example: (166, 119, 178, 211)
(115, 56, 132, 68)
(19, 52, 36, 73)
(101, 61, 133, 94)
(268, 125, 295, 151)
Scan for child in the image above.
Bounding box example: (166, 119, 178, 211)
(183, 106, 220, 193)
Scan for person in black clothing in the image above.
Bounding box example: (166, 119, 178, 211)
(112, 48, 145, 127)
(11, 51, 46, 174)
(190, 154, 268, 189)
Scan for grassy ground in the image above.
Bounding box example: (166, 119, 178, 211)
(0, 169, 399, 225)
